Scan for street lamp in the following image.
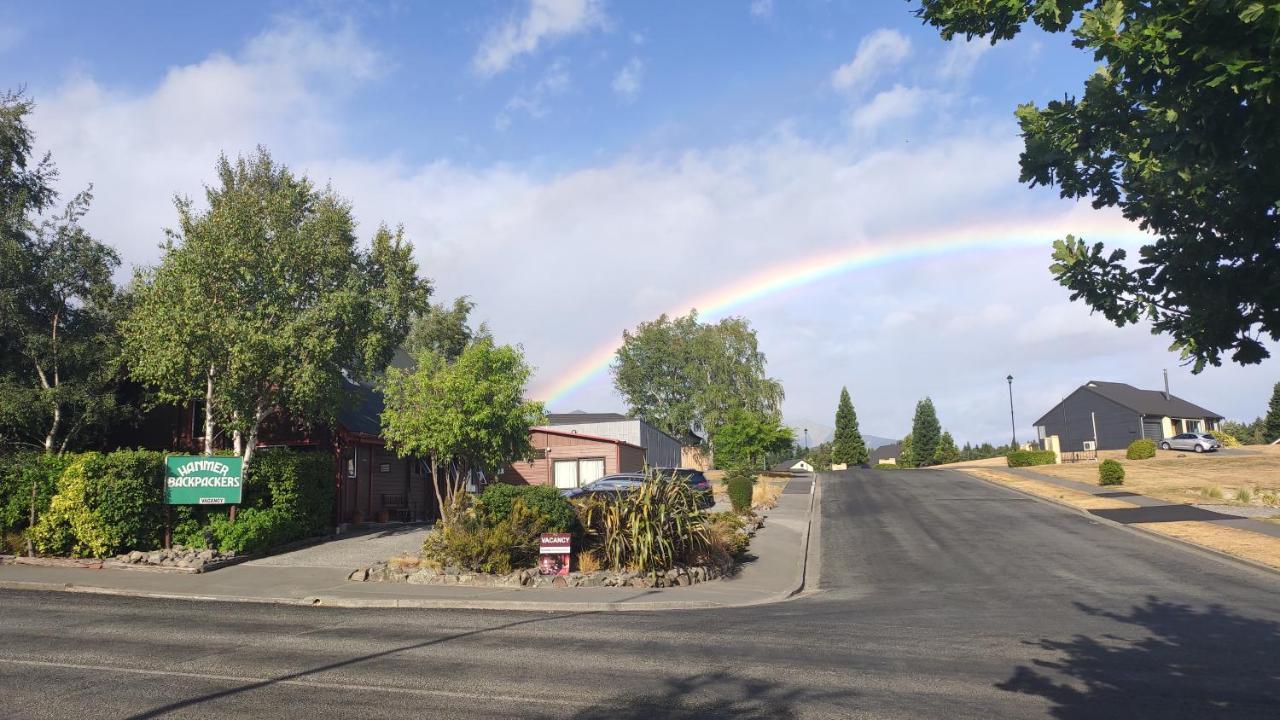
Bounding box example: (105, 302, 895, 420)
(1006, 374, 1017, 448)
(803, 428, 809, 452)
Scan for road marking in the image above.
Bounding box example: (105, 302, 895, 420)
(0, 657, 594, 707)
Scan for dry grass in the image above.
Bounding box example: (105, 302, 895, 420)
(388, 553, 421, 571)
(934, 456, 1010, 469)
(1022, 445, 1280, 508)
(962, 469, 1138, 510)
(1136, 521, 1280, 571)
(575, 550, 602, 573)
(752, 479, 786, 510)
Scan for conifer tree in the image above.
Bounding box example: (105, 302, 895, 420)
(910, 398, 941, 467)
(1264, 382, 1280, 444)
(831, 386, 868, 466)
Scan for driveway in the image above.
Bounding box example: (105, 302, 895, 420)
(2, 469, 1278, 718)
(244, 525, 429, 569)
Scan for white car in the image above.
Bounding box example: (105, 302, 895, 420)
(1159, 433, 1221, 453)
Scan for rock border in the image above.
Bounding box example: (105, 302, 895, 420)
(349, 562, 733, 589)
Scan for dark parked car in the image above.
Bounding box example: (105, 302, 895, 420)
(561, 469, 714, 508)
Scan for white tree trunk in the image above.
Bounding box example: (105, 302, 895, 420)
(203, 366, 216, 455)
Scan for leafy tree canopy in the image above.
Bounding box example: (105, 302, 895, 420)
(124, 147, 430, 467)
(0, 90, 127, 453)
(611, 310, 784, 450)
(380, 339, 545, 520)
(712, 409, 794, 469)
(915, 0, 1280, 370)
(405, 296, 491, 363)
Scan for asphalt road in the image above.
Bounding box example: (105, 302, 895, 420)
(3, 468, 1278, 719)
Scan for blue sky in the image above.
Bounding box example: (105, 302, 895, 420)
(4, 1, 1275, 445)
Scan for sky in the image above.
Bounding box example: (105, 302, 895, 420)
(4, 0, 1276, 446)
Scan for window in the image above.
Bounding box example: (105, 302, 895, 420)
(553, 458, 606, 488)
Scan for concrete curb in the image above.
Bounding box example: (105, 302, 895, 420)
(792, 472, 821, 596)
(0, 479, 824, 613)
(960, 469, 1280, 582)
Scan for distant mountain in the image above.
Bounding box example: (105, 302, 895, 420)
(786, 418, 897, 450)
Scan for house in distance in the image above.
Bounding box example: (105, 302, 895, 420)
(1033, 379, 1224, 452)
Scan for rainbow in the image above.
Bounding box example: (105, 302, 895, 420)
(535, 213, 1148, 407)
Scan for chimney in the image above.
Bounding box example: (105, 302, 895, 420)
(1163, 369, 1170, 400)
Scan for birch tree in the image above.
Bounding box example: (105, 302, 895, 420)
(124, 148, 429, 470)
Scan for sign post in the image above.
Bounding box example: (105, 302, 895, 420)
(164, 456, 244, 548)
(538, 533, 570, 576)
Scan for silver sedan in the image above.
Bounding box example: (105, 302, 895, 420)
(1159, 433, 1221, 453)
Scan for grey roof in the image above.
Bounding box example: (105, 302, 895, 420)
(337, 380, 384, 437)
(545, 412, 632, 425)
(1039, 380, 1223, 424)
(869, 442, 901, 463)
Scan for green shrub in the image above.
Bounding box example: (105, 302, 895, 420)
(422, 496, 561, 574)
(244, 449, 333, 535)
(1099, 459, 1125, 486)
(30, 450, 165, 557)
(207, 507, 303, 555)
(477, 483, 576, 533)
(874, 463, 900, 470)
(1209, 430, 1241, 448)
(724, 467, 756, 514)
(1236, 486, 1253, 503)
(1007, 450, 1057, 467)
(1126, 439, 1157, 460)
(0, 452, 71, 541)
(573, 478, 710, 575)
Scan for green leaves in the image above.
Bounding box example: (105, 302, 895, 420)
(124, 148, 430, 459)
(611, 311, 784, 448)
(920, 0, 1280, 371)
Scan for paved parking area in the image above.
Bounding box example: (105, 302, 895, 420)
(245, 525, 429, 569)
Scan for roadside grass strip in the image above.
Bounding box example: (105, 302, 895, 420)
(961, 469, 1138, 511)
(1134, 521, 1280, 572)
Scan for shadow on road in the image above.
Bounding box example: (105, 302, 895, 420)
(560, 670, 853, 720)
(998, 596, 1280, 718)
(126, 610, 593, 719)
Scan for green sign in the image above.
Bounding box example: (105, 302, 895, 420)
(165, 455, 243, 505)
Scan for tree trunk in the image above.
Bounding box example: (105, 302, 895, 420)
(203, 366, 216, 455)
(43, 403, 60, 454)
(429, 455, 444, 524)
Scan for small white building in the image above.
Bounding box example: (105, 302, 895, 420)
(542, 412, 683, 468)
(771, 458, 814, 473)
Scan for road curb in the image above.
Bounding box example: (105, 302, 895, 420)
(792, 472, 821, 596)
(960, 469, 1280, 581)
(0, 480, 824, 612)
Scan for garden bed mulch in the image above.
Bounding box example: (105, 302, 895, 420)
(347, 515, 765, 590)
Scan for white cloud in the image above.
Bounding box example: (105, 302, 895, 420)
(612, 58, 644, 102)
(750, 0, 775, 20)
(849, 85, 928, 133)
(831, 29, 912, 94)
(473, 0, 605, 77)
(938, 37, 992, 82)
(495, 58, 571, 129)
(27, 16, 1276, 444)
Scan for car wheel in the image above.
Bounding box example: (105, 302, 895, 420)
(1160, 442, 1171, 450)
(1194, 444, 1204, 453)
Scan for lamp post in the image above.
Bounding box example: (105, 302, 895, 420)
(1006, 374, 1017, 448)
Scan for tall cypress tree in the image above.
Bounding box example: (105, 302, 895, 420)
(1264, 381, 1280, 444)
(831, 387, 868, 465)
(910, 397, 941, 467)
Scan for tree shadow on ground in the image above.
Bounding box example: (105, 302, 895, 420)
(559, 670, 853, 720)
(998, 595, 1280, 719)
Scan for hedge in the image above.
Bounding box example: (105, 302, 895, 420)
(1099, 459, 1125, 486)
(1006, 450, 1057, 467)
(0, 452, 71, 552)
(9, 447, 333, 558)
(1126, 439, 1156, 460)
(724, 467, 756, 513)
(476, 483, 576, 534)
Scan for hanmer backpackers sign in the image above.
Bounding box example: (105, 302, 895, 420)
(165, 455, 243, 505)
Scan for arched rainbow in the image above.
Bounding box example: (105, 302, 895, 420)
(535, 213, 1147, 407)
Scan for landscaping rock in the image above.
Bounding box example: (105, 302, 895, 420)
(348, 567, 369, 582)
(128, 551, 144, 563)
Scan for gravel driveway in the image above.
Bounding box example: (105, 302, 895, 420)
(245, 525, 430, 569)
